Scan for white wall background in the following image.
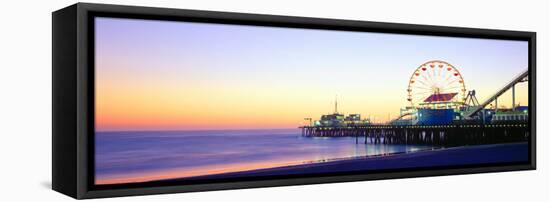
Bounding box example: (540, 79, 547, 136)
(0, 0, 547, 201)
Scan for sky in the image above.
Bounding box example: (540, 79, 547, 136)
(95, 17, 529, 131)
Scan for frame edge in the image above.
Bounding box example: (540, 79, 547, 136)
(52, 3, 79, 199)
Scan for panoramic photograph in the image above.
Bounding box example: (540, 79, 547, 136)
(94, 17, 529, 185)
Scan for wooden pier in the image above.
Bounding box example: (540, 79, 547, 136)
(300, 124, 529, 146)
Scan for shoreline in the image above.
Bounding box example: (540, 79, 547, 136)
(162, 142, 528, 182)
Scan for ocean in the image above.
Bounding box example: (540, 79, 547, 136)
(95, 129, 434, 184)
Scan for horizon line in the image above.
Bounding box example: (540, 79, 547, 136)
(95, 127, 300, 133)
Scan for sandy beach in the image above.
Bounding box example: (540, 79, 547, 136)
(174, 142, 528, 181)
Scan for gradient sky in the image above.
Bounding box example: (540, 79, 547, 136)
(95, 17, 528, 131)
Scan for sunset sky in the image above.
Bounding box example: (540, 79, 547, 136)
(95, 17, 529, 131)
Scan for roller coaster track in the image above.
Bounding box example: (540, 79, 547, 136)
(463, 69, 528, 118)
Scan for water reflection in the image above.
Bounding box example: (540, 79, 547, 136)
(96, 129, 434, 184)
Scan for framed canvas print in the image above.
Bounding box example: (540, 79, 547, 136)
(52, 3, 536, 199)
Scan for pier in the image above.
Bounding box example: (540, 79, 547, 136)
(299, 62, 530, 147)
(300, 123, 529, 146)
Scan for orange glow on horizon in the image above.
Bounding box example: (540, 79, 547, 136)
(94, 19, 529, 131)
(95, 69, 406, 131)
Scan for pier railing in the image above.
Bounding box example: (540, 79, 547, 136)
(299, 123, 529, 146)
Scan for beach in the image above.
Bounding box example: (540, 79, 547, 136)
(95, 129, 528, 185)
(175, 142, 528, 181)
(95, 129, 435, 184)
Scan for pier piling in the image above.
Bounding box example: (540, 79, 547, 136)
(300, 124, 529, 146)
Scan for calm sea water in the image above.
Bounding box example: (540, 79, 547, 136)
(95, 129, 434, 184)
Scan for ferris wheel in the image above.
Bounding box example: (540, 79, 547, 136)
(407, 60, 466, 107)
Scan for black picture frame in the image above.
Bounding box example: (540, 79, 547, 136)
(52, 2, 536, 199)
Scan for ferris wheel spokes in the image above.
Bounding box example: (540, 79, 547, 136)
(407, 60, 466, 108)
